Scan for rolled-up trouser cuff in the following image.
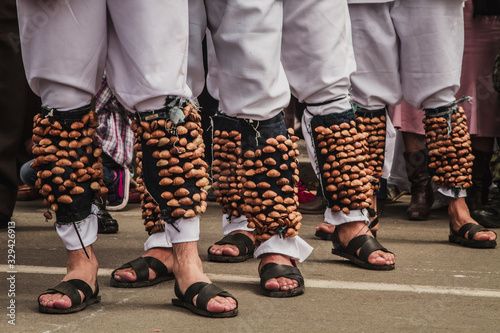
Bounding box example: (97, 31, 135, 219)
(305, 97, 352, 116)
(254, 235, 313, 263)
(438, 187, 467, 199)
(323, 209, 370, 226)
(144, 230, 172, 251)
(56, 205, 98, 250)
(165, 216, 200, 244)
(222, 214, 254, 236)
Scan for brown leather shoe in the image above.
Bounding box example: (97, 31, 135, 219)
(404, 150, 434, 220)
(297, 196, 326, 214)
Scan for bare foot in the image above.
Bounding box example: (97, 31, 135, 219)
(258, 253, 299, 291)
(38, 246, 98, 309)
(449, 198, 497, 242)
(316, 222, 335, 235)
(173, 242, 237, 314)
(208, 230, 254, 257)
(335, 221, 395, 266)
(112, 247, 173, 283)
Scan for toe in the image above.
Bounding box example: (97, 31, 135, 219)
(264, 278, 280, 291)
(52, 295, 73, 309)
(197, 295, 237, 313)
(368, 250, 395, 266)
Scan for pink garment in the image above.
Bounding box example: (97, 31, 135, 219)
(390, 1, 500, 137)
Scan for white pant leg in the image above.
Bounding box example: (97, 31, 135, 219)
(221, 215, 254, 235)
(144, 231, 172, 252)
(282, 0, 354, 113)
(106, 1, 192, 111)
(348, 3, 403, 109)
(393, 0, 464, 109)
(56, 205, 98, 250)
(205, 0, 290, 120)
(17, 1, 107, 109)
(187, 0, 207, 98)
(205, 30, 220, 101)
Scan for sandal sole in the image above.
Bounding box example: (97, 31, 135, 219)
(109, 273, 175, 288)
(260, 285, 305, 298)
(38, 295, 101, 314)
(448, 235, 497, 249)
(207, 253, 253, 263)
(331, 249, 395, 271)
(171, 298, 238, 318)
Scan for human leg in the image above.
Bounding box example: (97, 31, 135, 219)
(394, 0, 496, 246)
(18, 0, 107, 312)
(206, 0, 311, 295)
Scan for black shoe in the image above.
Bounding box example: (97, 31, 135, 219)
(96, 205, 119, 234)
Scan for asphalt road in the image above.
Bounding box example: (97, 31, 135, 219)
(1, 196, 500, 333)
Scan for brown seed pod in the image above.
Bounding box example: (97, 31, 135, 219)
(72, 161, 85, 169)
(77, 174, 92, 182)
(184, 209, 196, 218)
(57, 195, 73, 204)
(70, 186, 85, 195)
(266, 169, 280, 178)
(159, 178, 174, 186)
(56, 159, 72, 167)
(89, 181, 100, 191)
(172, 208, 186, 217)
(51, 167, 65, 175)
(157, 159, 169, 167)
(196, 178, 209, 187)
(174, 188, 190, 197)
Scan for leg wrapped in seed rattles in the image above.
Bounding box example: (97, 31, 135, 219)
(136, 98, 209, 228)
(309, 109, 395, 270)
(207, 113, 255, 262)
(424, 102, 496, 248)
(237, 112, 306, 297)
(32, 106, 107, 236)
(32, 105, 105, 313)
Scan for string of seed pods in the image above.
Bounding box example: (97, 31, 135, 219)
(137, 104, 209, 221)
(355, 109, 386, 192)
(240, 128, 302, 246)
(31, 110, 107, 220)
(212, 129, 245, 218)
(424, 106, 474, 189)
(131, 121, 164, 234)
(314, 119, 373, 214)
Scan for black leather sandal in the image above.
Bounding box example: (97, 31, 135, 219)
(110, 256, 174, 288)
(331, 229, 394, 270)
(38, 279, 100, 314)
(172, 281, 238, 318)
(207, 233, 255, 263)
(259, 259, 305, 298)
(449, 222, 497, 249)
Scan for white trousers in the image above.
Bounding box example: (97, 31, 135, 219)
(348, 0, 464, 110)
(206, 0, 355, 120)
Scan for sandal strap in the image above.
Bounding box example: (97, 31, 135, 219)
(175, 282, 235, 311)
(259, 263, 304, 288)
(212, 233, 255, 256)
(457, 223, 492, 240)
(43, 279, 93, 306)
(342, 234, 389, 263)
(115, 257, 169, 282)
